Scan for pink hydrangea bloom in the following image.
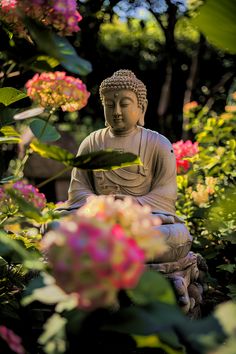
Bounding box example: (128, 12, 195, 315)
(41, 216, 145, 310)
(0, 181, 46, 211)
(0, 0, 28, 38)
(13, 181, 46, 209)
(0, 325, 25, 354)
(0, 0, 82, 38)
(78, 195, 167, 261)
(25, 71, 90, 112)
(172, 140, 199, 174)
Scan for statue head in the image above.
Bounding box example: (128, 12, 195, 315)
(99, 70, 148, 131)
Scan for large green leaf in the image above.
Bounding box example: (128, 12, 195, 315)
(25, 18, 92, 75)
(29, 119, 61, 142)
(105, 301, 226, 353)
(127, 270, 176, 306)
(192, 0, 236, 53)
(71, 149, 142, 171)
(30, 140, 74, 164)
(0, 87, 27, 106)
(0, 107, 18, 125)
(30, 141, 142, 171)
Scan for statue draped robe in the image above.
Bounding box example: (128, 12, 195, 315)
(63, 126, 192, 262)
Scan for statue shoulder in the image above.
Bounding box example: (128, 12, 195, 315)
(142, 128, 174, 158)
(158, 134, 175, 158)
(78, 128, 107, 153)
(142, 128, 172, 148)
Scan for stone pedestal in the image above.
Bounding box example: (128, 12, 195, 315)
(147, 252, 208, 318)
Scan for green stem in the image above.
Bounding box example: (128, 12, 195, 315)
(39, 108, 55, 139)
(0, 216, 8, 225)
(14, 108, 56, 178)
(14, 147, 32, 178)
(36, 166, 71, 188)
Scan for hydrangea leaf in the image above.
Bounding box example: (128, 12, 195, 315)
(0, 87, 27, 106)
(25, 18, 92, 76)
(30, 140, 74, 164)
(191, 0, 236, 54)
(29, 119, 61, 142)
(71, 149, 142, 171)
(30, 141, 142, 170)
(127, 270, 176, 306)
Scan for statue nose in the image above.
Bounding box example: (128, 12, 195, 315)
(113, 104, 121, 116)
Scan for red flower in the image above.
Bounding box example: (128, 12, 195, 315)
(173, 140, 199, 174)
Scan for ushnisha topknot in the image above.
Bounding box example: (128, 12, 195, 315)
(99, 69, 147, 108)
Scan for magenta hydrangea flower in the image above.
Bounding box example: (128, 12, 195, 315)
(25, 71, 90, 112)
(0, 181, 46, 211)
(78, 195, 167, 261)
(13, 181, 46, 209)
(0, 0, 28, 38)
(41, 216, 145, 310)
(172, 140, 199, 174)
(0, 0, 82, 38)
(0, 325, 25, 354)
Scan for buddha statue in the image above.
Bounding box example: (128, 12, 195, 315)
(59, 69, 207, 317)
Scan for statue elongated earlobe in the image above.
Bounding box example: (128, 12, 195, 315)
(138, 100, 148, 126)
(105, 120, 109, 127)
(138, 115, 144, 126)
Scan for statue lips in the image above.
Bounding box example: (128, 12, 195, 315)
(113, 117, 123, 125)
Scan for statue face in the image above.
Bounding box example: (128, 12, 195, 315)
(103, 89, 145, 135)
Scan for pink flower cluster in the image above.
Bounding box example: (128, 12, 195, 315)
(13, 181, 46, 209)
(0, 181, 46, 211)
(25, 71, 90, 112)
(78, 196, 166, 260)
(41, 215, 145, 310)
(0, 0, 82, 38)
(0, 325, 25, 354)
(0, 0, 27, 38)
(173, 140, 199, 174)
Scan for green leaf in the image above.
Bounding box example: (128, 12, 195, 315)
(105, 302, 226, 353)
(71, 149, 142, 171)
(0, 230, 33, 263)
(30, 140, 74, 164)
(14, 107, 44, 120)
(0, 107, 18, 125)
(217, 264, 236, 274)
(133, 334, 183, 353)
(23, 273, 78, 313)
(29, 119, 61, 142)
(227, 285, 236, 300)
(127, 270, 176, 306)
(38, 313, 67, 354)
(214, 301, 236, 336)
(0, 176, 19, 184)
(108, 302, 179, 333)
(25, 18, 92, 75)
(24, 55, 59, 72)
(0, 125, 20, 136)
(0, 136, 21, 144)
(29, 142, 142, 171)
(0, 87, 27, 106)
(192, 0, 236, 54)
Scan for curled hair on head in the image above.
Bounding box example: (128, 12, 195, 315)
(99, 69, 147, 108)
